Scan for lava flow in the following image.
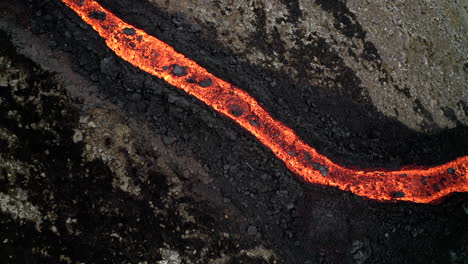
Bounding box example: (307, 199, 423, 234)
(60, 0, 468, 203)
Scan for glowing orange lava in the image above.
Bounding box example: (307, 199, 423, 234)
(61, 0, 468, 203)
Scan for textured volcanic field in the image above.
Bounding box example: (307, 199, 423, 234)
(0, 0, 467, 263)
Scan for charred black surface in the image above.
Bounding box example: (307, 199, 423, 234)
(89, 10, 107, 21)
(0, 30, 272, 263)
(413, 99, 437, 131)
(1, 0, 468, 263)
(279, 0, 302, 24)
(86, 0, 468, 169)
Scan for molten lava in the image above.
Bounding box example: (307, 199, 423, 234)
(60, 0, 468, 203)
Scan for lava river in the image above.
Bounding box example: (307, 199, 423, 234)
(60, 0, 468, 203)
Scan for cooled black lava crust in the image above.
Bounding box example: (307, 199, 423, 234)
(1, 0, 467, 263)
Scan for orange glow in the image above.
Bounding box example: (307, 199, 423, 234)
(61, 0, 468, 203)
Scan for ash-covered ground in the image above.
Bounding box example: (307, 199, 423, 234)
(1, 0, 468, 263)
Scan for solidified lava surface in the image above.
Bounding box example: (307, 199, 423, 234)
(0, 30, 275, 264)
(56, 0, 467, 203)
(0, 0, 467, 263)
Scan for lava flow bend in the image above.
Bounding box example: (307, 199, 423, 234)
(60, 0, 468, 203)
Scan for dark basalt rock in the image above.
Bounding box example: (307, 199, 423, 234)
(171, 64, 187, 77)
(198, 78, 212, 88)
(88, 11, 106, 21)
(123, 27, 136, 35)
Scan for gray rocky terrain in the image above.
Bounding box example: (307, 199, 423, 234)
(154, 0, 468, 132)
